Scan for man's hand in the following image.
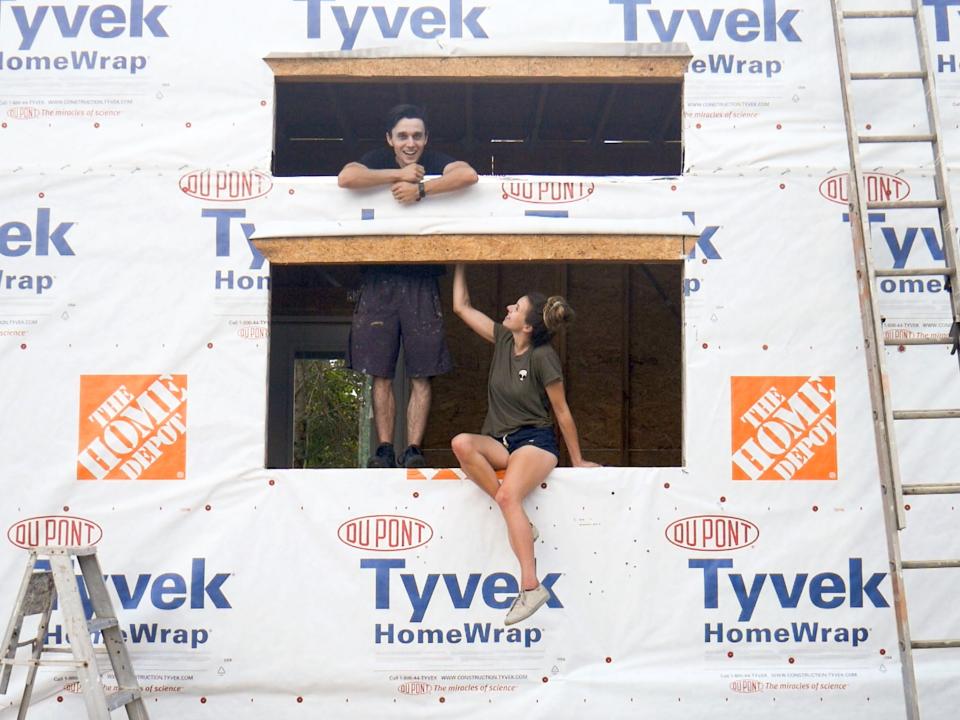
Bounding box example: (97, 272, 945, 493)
(398, 164, 425, 183)
(391, 181, 422, 205)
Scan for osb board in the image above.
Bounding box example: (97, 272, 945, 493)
(254, 234, 694, 264)
(628, 263, 682, 464)
(266, 56, 690, 82)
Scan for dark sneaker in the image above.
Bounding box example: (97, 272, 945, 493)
(367, 443, 396, 468)
(399, 445, 429, 468)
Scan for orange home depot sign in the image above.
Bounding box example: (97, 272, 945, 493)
(77, 375, 187, 480)
(731, 376, 837, 481)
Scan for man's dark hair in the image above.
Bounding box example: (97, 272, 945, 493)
(385, 104, 429, 136)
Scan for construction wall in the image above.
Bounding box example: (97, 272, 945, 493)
(2, 1, 960, 718)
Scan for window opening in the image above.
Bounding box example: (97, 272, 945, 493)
(267, 262, 683, 469)
(273, 80, 682, 177)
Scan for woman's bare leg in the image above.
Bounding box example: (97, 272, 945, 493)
(495, 446, 558, 590)
(451, 433, 509, 498)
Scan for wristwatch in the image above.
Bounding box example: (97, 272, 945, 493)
(417, 181, 426, 201)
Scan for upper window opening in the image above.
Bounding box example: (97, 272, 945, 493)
(273, 80, 682, 177)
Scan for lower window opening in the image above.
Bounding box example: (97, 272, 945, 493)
(267, 262, 683, 469)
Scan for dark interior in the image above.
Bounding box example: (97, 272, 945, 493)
(269, 262, 683, 468)
(273, 80, 683, 176)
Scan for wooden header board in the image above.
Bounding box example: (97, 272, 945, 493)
(265, 55, 691, 83)
(253, 234, 694, 265)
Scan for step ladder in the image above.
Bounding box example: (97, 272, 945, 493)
(830, 2, 960, 719)
(0, 547, 149, 719)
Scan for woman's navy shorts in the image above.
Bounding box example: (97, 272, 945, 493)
(496, 426, 560, 460)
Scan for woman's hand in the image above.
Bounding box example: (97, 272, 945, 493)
(572, 458, 601, 468)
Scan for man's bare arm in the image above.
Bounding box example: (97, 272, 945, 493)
(423, 161, 478, 197)
(338, 162, 424, 189)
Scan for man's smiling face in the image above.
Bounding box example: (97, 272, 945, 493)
(386, 118, 427, 167)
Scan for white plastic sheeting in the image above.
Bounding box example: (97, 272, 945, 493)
(1, 0, 959, 718)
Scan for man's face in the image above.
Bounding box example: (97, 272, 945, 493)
(386, 118, 427, 167)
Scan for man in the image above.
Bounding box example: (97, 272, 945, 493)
(338, 104, 478, 468)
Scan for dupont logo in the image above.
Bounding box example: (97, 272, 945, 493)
(237, 325, 268, 340)
(501, 181, 595, 204)
(819, 172, 910, 205)
(179, 169, 272, 202)
(729, 679, 763, 694)
(397, 682, 433, 696)
(8, 515, 102, 549)
(337, 515, 433, 551)
(77, 374, 187, 481)
(665, 515, 759, 552)
(7, 106, 40, 120)
(731, 376, 837, 481)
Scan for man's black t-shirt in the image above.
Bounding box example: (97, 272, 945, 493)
(356, 147, 457, 277)
(359, 147, 456, 175)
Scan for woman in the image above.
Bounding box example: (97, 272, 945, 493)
(450, 263, 598, 626)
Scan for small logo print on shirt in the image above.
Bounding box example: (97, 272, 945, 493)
(518, 370, 528, 382)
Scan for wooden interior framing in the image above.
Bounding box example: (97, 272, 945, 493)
(267, 51, 690, 176)
(270, 261, 685, 468)
(254, 234, 694, 265)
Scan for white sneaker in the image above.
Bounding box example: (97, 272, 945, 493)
(505, 584, 550, 625)
(530, 522, 540, 542)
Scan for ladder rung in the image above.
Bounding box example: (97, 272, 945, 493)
(902, 483, 960, 495)
(106, 688, 141, 711)
(0, 657, 84, 667)
(843, 10, 916, 18)
(875, 267, 952, 277)
(884, 337, 953, 346)
(893, 409, 960, 420)
(36, 545, 98, 557)
(912, 640, 960, 650)
(851, 71, 925, 80)
(87, 617, 118, 633)
(858, 134, 935, 144)
(867, 199, 945, 210)
(902, 560, 960, 569)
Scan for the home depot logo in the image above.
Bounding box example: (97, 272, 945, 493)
(77, 374, 187, 480)
(731, 376, 837, 481)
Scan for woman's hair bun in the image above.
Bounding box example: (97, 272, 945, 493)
(543, 296, 575, 331)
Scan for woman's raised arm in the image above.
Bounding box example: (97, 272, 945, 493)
(452, 263, 495, 343)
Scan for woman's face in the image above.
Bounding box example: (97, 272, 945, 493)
(504, 296, 531, 333)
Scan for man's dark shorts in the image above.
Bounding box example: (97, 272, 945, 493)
(347, 271, 453, 379)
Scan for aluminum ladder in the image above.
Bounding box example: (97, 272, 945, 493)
(0, 547, 149, 719)
(830, 2, 960, 718)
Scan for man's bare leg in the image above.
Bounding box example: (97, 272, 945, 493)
(367, 376, 397, 467)
(406, 377, 431, 447)
(371, 376, 395, 444)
